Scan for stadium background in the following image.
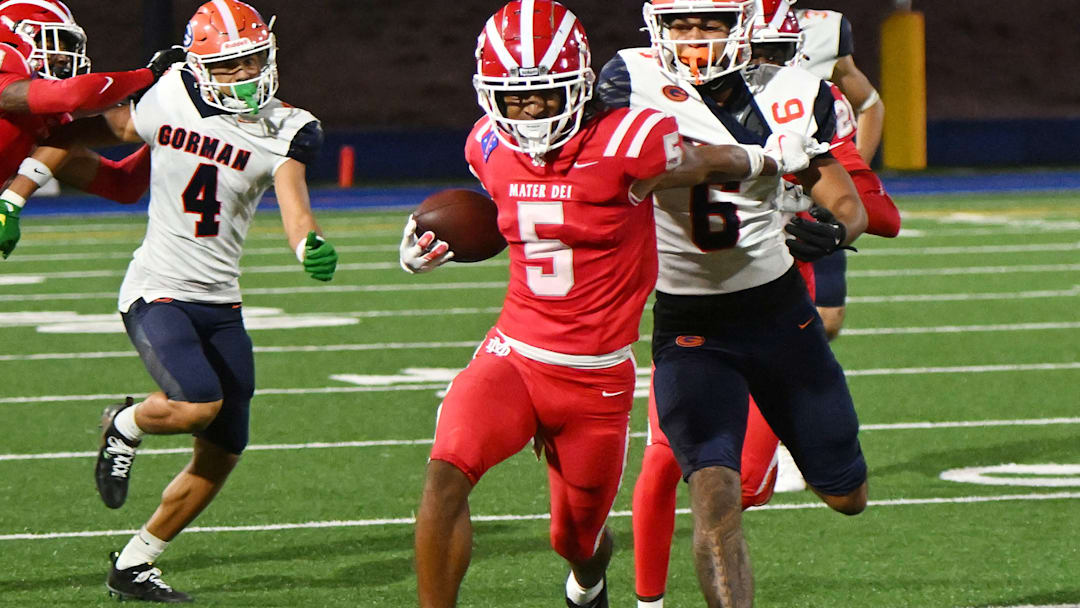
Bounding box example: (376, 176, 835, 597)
(55, 0, 1080, 181)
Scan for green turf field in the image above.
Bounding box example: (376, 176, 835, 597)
(0, 190, 1077, 607)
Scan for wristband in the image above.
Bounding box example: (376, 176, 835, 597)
(1, 189, 27, 209)
(857, 88, 881, 114)
(740, 144, 766, 179)
(18, 157, 53, 188)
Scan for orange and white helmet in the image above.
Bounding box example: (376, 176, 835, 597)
(0, 0, 89, 79)
(750, 0, 803, 65)
(182, 0, 277, 114)
(643, 0, 755, 85)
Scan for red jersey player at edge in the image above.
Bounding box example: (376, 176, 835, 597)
(0, 0, 184, 258)
(398, 2, 818, 607)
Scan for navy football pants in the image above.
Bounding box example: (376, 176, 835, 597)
(122, 298, 255, 454)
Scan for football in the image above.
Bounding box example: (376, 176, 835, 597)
(413, 188, 507, 263)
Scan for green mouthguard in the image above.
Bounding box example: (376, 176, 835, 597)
(233, 82, 259, 112)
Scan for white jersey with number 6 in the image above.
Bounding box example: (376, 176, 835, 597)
(119, 67, 322, 312)
(609, 49, 830, 295)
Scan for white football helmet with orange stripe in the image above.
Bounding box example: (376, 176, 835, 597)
(473, 0, 595, 163)
(183, 0, 277, 114)
(643, 0, 755, 85)
(0, 0, 89, 79)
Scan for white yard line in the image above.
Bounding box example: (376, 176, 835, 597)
(847, 263, 1080, 278)
(2, 360, 1078, 405)
(1, 321, 1077, 362)
(2, 417, 1078, 462)
(1, 491, 1077, 542)
(0, 282, 510, 302)
(3, 261, 1075, 281)
(1, 244, 400, 263)
(2, 284, 1078, 304)
(859, 242, 1080, 256)
(847, 286, 1079, 303)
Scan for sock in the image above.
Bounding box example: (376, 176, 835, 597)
(632, 443, 681, 599)
(638, 599, 664, 608)
(115, 527, 168, 570)
(113, 405, 145, 443)
(566, 572, 603, 606)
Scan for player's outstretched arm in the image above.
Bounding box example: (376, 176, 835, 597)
(0, 47, 185, 117)
(631, 144, 779, 201)
(831, 55, 884, 164)
(275, 159, 337, 281)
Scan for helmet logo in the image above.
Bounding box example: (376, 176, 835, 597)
(515, 66, 540, 77)
(182, 22, 193, 48)
(221, 38, 253, 51)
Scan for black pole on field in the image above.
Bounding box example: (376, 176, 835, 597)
(142, 0, 175, 59)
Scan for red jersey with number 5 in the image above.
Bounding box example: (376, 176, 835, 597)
(465, 107, 681, 361)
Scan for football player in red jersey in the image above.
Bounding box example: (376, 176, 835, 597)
(0, 0, 184, 258)
(400, 2, 818, 606)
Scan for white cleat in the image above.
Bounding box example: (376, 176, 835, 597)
(774, 444, 807, 493)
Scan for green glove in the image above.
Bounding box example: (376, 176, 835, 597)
(303, 230, 337, 281)
(0, 199, 21, 260)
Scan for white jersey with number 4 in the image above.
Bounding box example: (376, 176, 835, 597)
(119, 67, 322, 312)
(610, 49, 831, 295)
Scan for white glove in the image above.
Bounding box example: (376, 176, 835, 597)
(774, 180, 813, 213)
(399, 215, 454, 274)
(764, 130, 818, 175)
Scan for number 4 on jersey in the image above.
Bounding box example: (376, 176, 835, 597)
(182, 164, 222, 237)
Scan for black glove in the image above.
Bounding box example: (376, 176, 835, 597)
(146, 46, 187, 82)
(784, 205, 857, 262)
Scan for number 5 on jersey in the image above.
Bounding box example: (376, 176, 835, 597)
(518, 201, 573, 297)
(183, 164, 222, 237)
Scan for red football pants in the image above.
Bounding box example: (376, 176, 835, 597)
(431, 329, 636, 564)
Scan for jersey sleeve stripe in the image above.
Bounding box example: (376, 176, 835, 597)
(485, 18, 520, 70)
(538, 11, 577, 70)
(603, 107, 646, 157)
(625, 111, 666, 159)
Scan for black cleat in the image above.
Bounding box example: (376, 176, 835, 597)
(566, 576, 608, 608)
(95, 397, 140, 509)
(106, 552, 192, 603)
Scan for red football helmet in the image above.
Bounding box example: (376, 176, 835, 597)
(0, 25, 33, 75)
(0, 0, 89, 79)
(183, 0, 277, 114)
(643, 0, 756, 85)
(474, 0, 595, 163)
(750, 0, 803, 65)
